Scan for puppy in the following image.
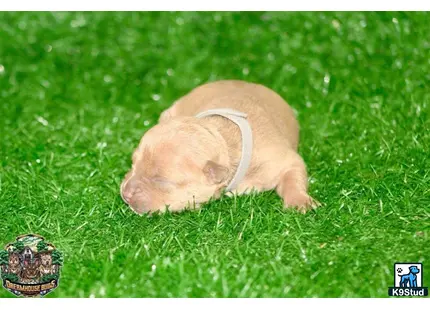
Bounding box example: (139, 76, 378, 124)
(121, 80, 319, 214)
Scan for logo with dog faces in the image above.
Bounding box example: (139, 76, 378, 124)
(0, 234, 63, 297)
(388, 263, 428, 297)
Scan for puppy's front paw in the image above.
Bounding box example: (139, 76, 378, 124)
(283, 191, 321, 213)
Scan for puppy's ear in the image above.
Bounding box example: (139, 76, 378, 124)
(203, 160, 229, 184)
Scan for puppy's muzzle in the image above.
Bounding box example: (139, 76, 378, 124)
(120, 176, 143, 204)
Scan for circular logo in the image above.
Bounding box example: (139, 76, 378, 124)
(0, 234, 63, 297)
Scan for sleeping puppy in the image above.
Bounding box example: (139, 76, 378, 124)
(121, 80, 319, 214)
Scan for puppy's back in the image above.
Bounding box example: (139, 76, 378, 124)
(171, 80, 299, 150)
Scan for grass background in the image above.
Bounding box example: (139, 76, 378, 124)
(0, 12, 429, 298)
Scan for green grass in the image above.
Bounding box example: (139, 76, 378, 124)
(0, 12, 429, 298)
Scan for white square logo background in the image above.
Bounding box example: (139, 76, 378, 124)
(394, 263, 423, 287)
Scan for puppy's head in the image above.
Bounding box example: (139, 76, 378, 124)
(121, 118, 230, 214)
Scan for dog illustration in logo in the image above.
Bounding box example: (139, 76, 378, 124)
(399, 265, 420, 287)
(7, 252, 22, 275)
(20, 247, 40, 282)
(39, 253, 54, 276)
(22, 246, 33, 262)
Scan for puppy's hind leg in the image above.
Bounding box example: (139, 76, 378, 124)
(276, 152, 320, 213)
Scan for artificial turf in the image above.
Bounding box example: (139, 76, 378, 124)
(0, 12, 429, 298)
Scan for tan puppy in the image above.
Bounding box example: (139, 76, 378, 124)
(121, 80, 319, 214)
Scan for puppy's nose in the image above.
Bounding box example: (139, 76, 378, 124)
(121, 177, 142, 204)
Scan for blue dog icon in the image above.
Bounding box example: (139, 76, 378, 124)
(399, 266, 420, 287)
